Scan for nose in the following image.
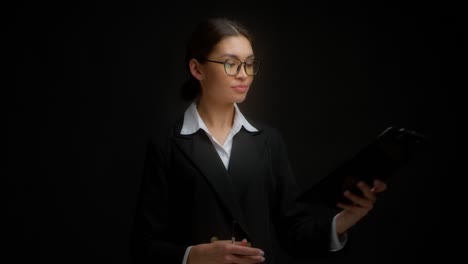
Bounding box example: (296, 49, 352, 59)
(235, 63, 249, 78)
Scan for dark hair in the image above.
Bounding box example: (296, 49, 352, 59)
(180, 17, 253, 101)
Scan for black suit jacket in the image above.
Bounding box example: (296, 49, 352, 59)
(131, 117, 339, 264)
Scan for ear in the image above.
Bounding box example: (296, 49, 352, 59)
(189, 58, 204, 81)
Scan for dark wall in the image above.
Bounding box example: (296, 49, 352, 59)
(9, 2, 458, 263)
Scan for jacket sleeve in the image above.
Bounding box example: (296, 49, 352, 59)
(130, 138, 188, 264)
(270, 128, 340, 258)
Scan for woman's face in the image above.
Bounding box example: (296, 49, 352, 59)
(198, 35, 255, 105)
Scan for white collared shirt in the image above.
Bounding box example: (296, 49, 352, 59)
(180, 102, 258, 169)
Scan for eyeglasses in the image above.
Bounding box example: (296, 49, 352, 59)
(203, 58, 261, 76)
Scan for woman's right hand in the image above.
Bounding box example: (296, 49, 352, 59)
(187, 239, 265, 264)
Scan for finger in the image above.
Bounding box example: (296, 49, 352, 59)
(212, 239, 251, 247)
(344, 189, 374, 208)
(211, 239, 232, 244)
(336, 201, 354, 210)
(371, 179, 387, 193)
(228, 244, 264, 257)
(240, 238, 252, 247)
(227, 253, 266, 264)
(355, 181, 377, 203)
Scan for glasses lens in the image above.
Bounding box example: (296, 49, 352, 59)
(224, 58, 241, 75)
(223, 58, 261, 76)
(245, 60, 260, 76)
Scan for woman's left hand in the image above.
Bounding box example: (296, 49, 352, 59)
(335, 179, 387, 235)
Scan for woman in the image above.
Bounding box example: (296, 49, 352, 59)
(131, 17, 387, 264)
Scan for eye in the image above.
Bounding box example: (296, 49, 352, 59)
(225, 59, 240, 68)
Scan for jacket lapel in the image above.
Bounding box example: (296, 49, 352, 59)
(228, 128, 266, 183)
(228, 128, 266, 238)
(172, 126, 252, 239)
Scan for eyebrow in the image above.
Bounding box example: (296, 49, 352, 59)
(220, 54, 255, 59)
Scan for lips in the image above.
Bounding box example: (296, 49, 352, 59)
(232, 85, 248, 93)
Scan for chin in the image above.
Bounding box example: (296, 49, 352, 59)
(233, 95, 247, 104)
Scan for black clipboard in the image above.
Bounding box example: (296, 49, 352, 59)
(297, 126, 427, 207)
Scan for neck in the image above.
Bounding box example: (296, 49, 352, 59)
(197, 98, 235, 130)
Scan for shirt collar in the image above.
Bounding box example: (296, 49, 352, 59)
(180, 102, 258, 135)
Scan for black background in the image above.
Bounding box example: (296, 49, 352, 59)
(9, 1, 459, 263)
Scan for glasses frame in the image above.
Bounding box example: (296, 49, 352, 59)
(203, 58, 261, 76)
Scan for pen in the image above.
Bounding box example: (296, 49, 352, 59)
(231, 220, 237, 244)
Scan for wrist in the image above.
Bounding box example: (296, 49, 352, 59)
(335, 211, 349, 235)
(187, 244, 208, 264)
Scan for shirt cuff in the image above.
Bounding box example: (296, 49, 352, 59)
(182, 246, 192, 264)
(330, 215, 348, 251)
